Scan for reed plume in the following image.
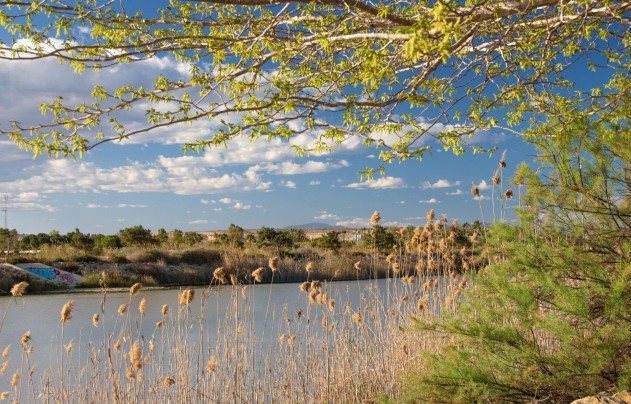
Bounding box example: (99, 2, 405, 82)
(426, 209, 435, 221)
(1, 345, 8, 358)
(161, 304, 169, 316)
(10, 282, 28, 297)
(10, 372, 18, 387)
(252, 267, 265, 283)
(21, 331, 30, 349)
(130, 283, 142, 296)
(370, 211, 381, 225)
(130, 341, 142, 370)
(206, 356, 216, 373)
(268, 257, 280, 272)
(354, 261, 362, 271)
(305, 262, 313, 273)
(61, 301, 74, 323)
(179, 289, 194, 305)
(138, 298, 146, 315)
(299, 281, 311, 292)
(92, 314, 99, 327)
(213, 267, 227, 284)
(118, 304, 128, 315)
(161, 376, 175, 387)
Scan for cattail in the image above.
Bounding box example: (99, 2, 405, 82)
(471, 184, 480, 199)
(92, 313, 99, 327)
(118, 304, 128, 315)
(130, 283, 142, 296)
(10, 282, 28, 297)
(505, 189, 513, 200)
(1, 346, 9, 358)
(130, 341, 142, 370)
(179, 289, 194, 305)
(206, 356, 216, 373)
(213, 267, 227, 284)
(305, 262, 313, 273)
(268, 257, 280, 272)
(370, 211, 381, 225)
(10, 372, 18, 387)
(162, 304, 169, 316)
(61, 301, 74, 323)
(252, 267, 265, 283)
(161, 376, 175, 387)
(354, 261, 362, 271)
(352, 312, 362, 324)
(137, 298, 146, 315)
(299, 281, 311, 292)
(426, 209, 435, 222)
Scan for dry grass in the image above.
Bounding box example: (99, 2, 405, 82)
(0, 213, 481, 402)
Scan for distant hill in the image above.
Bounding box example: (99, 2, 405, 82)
(284, 222, 344, 230)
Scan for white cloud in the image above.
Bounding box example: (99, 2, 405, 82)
(233, 202, 251, 210)
(345, 177, 407, 190)
(419, 198, 440, 204)
(335, 217, 372, 228)
(87, 204, 109, 208)
(117, 204, 148, 208)
(189, 219, 208, 225)
(315, 212, 339, 220)
(309, 180, 321, 186)
(421, 179, 462, 189)
(218, 197, 251, 210)
(281, 180, 297, 189)
(477, 180, 492, 190)
(397, 200, 406, 204)
(257, 160, 350, 175)
(446, 189, 464, 196)
(219, 198, 236, 204)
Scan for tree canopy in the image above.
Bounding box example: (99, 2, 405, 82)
(1, 0, 629, 174)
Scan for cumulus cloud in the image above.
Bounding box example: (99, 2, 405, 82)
(256, 160, 350, 175)
(345, 176, 407, 190)
(335, 217, 372, 228)
(421, 179, 462, 189)
(218, 197, 251, 210)
(309, 180, 321, 186)
(477, 180, 492, 190)
(446, 189, 464, 196)
(419, 198, 440, 204)
(315, 212, 340, 220)
(281, 180, 297, 189)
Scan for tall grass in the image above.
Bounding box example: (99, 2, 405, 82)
(0, 212, 481, 402)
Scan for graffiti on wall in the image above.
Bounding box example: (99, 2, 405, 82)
(23, 267, 75, 283)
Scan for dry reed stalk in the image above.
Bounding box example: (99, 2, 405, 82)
(10, 282, 28, 297)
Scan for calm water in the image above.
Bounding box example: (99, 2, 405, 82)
(0, 278, 418, 392)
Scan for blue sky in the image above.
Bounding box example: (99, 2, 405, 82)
(0, 39, 535, 235)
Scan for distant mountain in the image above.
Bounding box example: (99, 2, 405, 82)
(284, 222, 345, 230)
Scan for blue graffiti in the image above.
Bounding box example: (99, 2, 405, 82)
(24, 267, 74, 283)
